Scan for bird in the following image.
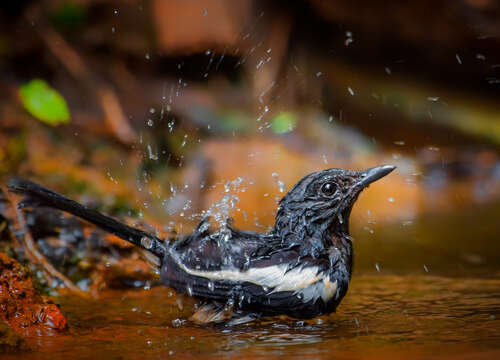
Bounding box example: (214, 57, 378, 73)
(8, 165, 395, 323)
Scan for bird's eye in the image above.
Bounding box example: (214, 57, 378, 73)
(320, 182, 337, 196)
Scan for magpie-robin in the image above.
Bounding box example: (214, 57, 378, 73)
(8, 165, 395, 322)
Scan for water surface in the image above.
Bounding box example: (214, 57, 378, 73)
(4, 201, 500, 359)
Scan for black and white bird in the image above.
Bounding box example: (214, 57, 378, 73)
(8, 165, 395, 323)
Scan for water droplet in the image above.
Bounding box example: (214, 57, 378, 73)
(147, 145, 158, 160)
(345, 31, 354, 46)
(277, 180, 285, 193)
(141, 236, 153, 249)
(181, 134, 188, 147)
(183, 200, 192, 211)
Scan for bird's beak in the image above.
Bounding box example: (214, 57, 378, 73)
(358, 165, 396, 187)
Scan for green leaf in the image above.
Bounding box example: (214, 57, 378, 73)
(271, 112, 297, 134)
(19, 79, 70, 125)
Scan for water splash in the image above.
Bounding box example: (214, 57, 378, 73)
(271, 172, 286, 193)
(196, 177, 246, 240)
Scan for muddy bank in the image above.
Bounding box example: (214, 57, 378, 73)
(0, 253, 67, 338)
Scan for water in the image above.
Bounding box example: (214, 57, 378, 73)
(4, 201, 500, 359)
(8, 275, 499, 359)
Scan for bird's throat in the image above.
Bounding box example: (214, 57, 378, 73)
(332, 205, 352, 237)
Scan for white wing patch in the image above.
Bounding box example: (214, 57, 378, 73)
(170, 250, 338, 303)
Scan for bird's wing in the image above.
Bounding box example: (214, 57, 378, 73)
(162, 232, 334, 317)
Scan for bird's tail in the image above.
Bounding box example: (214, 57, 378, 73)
(8, 178, 166, 258)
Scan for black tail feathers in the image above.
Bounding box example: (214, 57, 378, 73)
(8, 178, 166, 258)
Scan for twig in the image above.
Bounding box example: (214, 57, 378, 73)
(4, 190, 88, 297)
(96, 87, 136, 144)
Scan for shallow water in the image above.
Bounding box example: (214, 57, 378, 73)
(5, 201, 500, 359)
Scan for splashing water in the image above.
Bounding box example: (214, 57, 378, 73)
(272, 172, 286, 193)
(196, 177, 246, 239)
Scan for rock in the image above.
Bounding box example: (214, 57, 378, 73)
(200, 138, 418, 230)
(0, 252, 67, 336)
(153, 0, 253, 54)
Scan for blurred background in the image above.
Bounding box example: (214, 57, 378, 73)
(1, 0, 500, 358)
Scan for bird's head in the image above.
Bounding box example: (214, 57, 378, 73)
(273, 165, 395, 245)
